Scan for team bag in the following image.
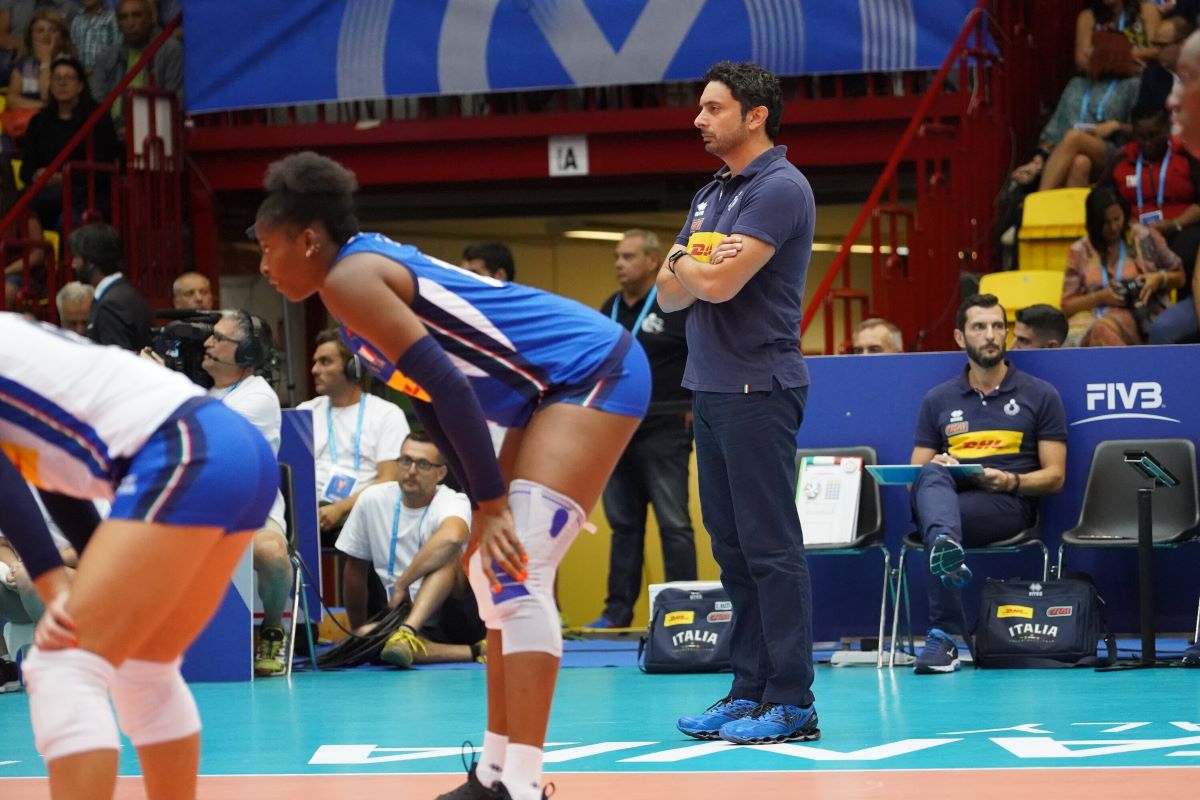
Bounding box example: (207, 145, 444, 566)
(973, 577, 1116, 668)
(638, 585, 733, 673)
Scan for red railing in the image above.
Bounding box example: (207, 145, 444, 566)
(801, 1, 989, 351)
(0, 14, 183, 318)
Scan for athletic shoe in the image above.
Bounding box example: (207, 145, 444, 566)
(494, 781, 555, 799)
(929, 534, 973, 589)
(718, 702, 820, 745)
(676, 696, 760, 740)
(0, 659, 20, 693)
(1183, 642, 1200, 667)
(381, 624, 427, 669)
(583, 615, 625, 629)
(254, 626, 286, 677)
(435, 763, 502, 800)
(914, 628, 961, 674)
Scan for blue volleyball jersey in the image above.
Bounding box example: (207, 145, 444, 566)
(335, 234, 628, 428)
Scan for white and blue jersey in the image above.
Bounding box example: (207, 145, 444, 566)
(0, 314, 277, 532)
(336, 233, 649, 427)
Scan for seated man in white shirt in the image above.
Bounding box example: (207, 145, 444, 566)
(336, 432, 485, 667)
(297, 329, 408, 541)
(202, 310, 292, 677)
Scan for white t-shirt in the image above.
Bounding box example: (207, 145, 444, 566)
(209, 374, 286, 532)
(296, 393, 409, 500)
(335, 483, 471, 598)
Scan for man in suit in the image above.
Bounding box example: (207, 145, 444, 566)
(69, 223, 152, 351)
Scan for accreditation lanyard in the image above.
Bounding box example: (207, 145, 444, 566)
(221, 378, 245, 399)
(1135, 143, 1172, 213)
(1079, 80, 1118, 126)
(1096, 238, 1126, 318)
(327, 394, 367, 473)
(388, 497, 430, 580)
(611, 286, 658, 338)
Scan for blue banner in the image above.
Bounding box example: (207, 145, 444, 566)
(184, 0, 982, 113)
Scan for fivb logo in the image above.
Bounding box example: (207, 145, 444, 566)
(1073, 382, 1179, 425)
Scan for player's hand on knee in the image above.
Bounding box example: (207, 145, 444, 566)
(34, 593, 77, 650)
(476, 502, 525, 589)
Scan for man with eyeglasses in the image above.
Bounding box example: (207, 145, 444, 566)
(201, 310, 293, 676)
(1139, 14, 1194, 110)
(335, 431, 484, 668)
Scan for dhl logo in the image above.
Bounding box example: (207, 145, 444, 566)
(664, 611, 695, 627)
(686, 231, 725, 264)
(997, 605, 1034, 619)
(947, 429, 1022, 459)
(387, 371, 431, 402)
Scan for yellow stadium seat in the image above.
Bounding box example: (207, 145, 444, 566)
(1018, 187, 1088, 271)
(11, 157, 23, 191)
(978, 270, 1064, 321)
(43, 229, 59, 258)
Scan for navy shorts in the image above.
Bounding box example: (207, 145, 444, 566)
(109, 397, 278, 532)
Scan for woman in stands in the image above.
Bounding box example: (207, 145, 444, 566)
(4, 9, 74, 112)
(254, 151, 649, 800)
(1061, 185, 1185, 345)
(19, 55, 118, 231)
(1075, 0, 1161, 75)
(0, 313, 277, 800)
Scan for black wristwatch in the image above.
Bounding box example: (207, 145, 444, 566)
(667, 250, 687, 274)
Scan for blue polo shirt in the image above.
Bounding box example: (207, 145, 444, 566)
(674, 145, 814, 393)
(913, 363, 1068, 474)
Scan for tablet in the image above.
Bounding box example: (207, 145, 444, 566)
(865, 464, 985, 485)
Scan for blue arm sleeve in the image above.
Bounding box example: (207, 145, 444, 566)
(411, 399, 476, 504)
(0, 450, 65, 580)
(395, 336, 507, 503)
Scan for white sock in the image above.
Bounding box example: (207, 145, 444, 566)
(501, 743, 544, 800)
(476, 730, 506, 789)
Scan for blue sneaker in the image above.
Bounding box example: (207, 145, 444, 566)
(929, 534, 972, 589)
(583, 614, 626, 629)
(1183, 643, 1200, 667)
(719, 702, 820, 745)
(914, 628, 961, 674)
(677, 696, 760, 740)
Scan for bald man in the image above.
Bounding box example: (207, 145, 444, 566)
(173, 271, 213, 310)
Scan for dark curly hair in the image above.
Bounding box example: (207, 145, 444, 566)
(256, 151, 360, 246)
(702, 61, 783, 141)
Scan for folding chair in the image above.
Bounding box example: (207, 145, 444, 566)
(279, 462, 318, 675)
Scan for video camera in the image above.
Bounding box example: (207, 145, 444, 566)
(151, 309, 221, 388)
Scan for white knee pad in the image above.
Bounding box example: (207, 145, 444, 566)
(24, 647, 120, 761)
(110, 658, 200, 747)
(470, 479, 589, 657)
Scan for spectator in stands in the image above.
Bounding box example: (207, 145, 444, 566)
(1076, 1, 1162, 74)
(1061, 186, 1185, 345)
(70, 221, 152, 350)
(54, 278, 90, 333)
(589, 229, 695, 630)
(1100, 102, 1200, 262)
(19, 55, 117, 231)
(296, 328, 407, 543)
(1, 152, 45, 308)
(201, 310, 292, 677)
(909, 293, 1067, 674)
(3, 7, 73, 112)
(1137, 14, 1191, 109)
(91, 0, 181, 134)
(172, 270, 212, 310)
(68, 0, 116, 74)
(460, 240, 515, 282)
(1011, 304, 1069, 349)
(336, 431, 485, 667)
(850, 317, 904, 354)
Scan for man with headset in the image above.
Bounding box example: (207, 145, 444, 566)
(202, 310, 292, 676)
(297, 329, 408, 542)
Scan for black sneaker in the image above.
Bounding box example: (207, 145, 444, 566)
(435, 764, 502, 800)
(1183, 642, 1200, 667)
(495, 781, 555, 799)
(0, 659, 20, 693)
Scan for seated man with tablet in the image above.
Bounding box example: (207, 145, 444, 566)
(906, 294, 1067, 675)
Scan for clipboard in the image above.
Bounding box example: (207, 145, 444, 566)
(866, 464, 985, 485)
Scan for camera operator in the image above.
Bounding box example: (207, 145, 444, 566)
(202, 310, 292, 677)
(1062, 187, 1185, 346)
(146, 309, 220, 388)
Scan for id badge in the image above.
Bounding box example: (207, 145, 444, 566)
(1125, 174, 1138, 189)
(1139, 209, 1164, 225)
(1073, 122, 1097, 132)
(322, 467, 358, 502)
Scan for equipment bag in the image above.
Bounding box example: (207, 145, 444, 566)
(638, 586, 733, 673)
(973, 578, 1116, 668)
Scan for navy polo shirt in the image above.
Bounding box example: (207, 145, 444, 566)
(674, 145, 814, 393)
(913, 363, 1068, 474)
